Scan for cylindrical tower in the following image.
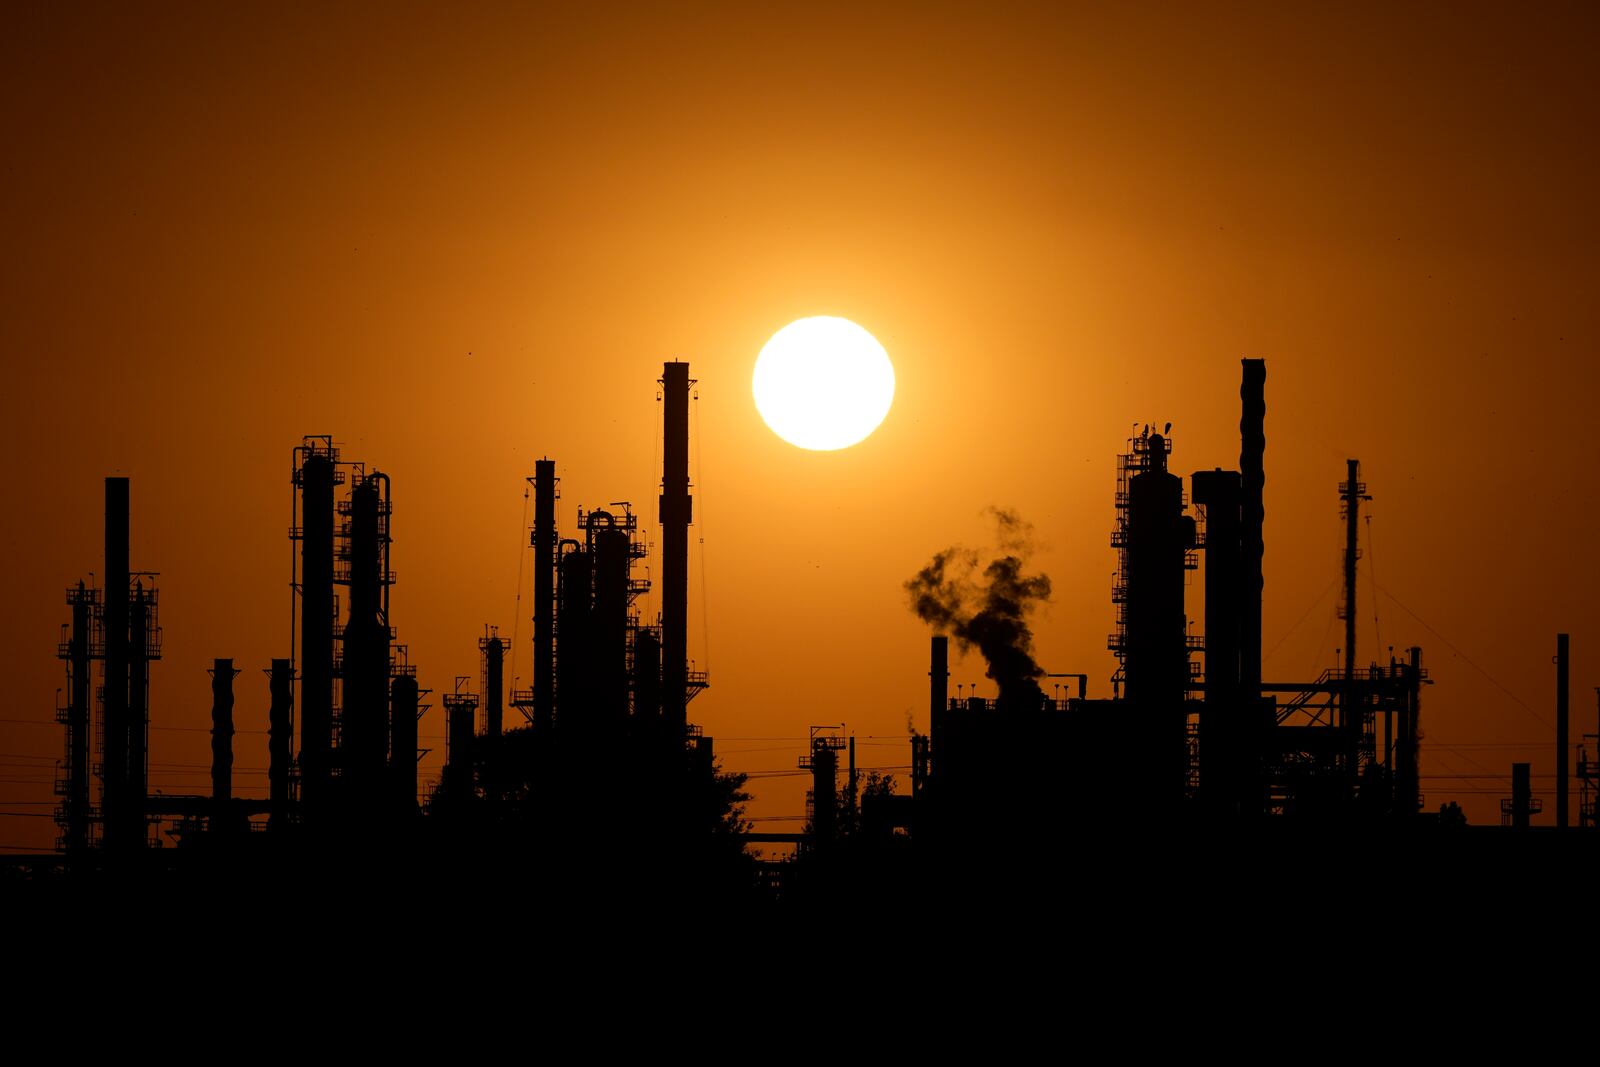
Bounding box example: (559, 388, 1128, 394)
(103, 477, 130, 848)
(211, 658, 237, 832)
(659, 361, 692, 733)
(1124, 434, 1194, 810)
(297, 446, 336, 815)
(481, 633, 504, 742)
(341, 473, 390, 810)
(533, 459, 557, 732)
(590, 514, 631, 726)
(556, 544, 590, 729)
(1239, 360, 1266, 705)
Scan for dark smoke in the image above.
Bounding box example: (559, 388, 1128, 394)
(906, 508, 1052, 710)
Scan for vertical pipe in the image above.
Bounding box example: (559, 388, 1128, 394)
(1341, 459, 1362, 796)
(848, 735, 858, 830)
(483, 635, 504, 742)
(103, 477, 129, 848)
(1398, 646, 1422, 816)
(268, 658, 293, 829)
(1556, 633, 1569, 829)
(67, 583, 91, 851)
(1342, 461, 1361, 685)
(211, 659, 235, 830)
(930, 635, 949, 724)
(343, 475, 386, 809)
(127, 582, 148, 847)
(592, 520, 630, 725)
(299, 451, 334, 815)
(1239, 360, 1265, 706)
(533, 459, 556, 732)
(660, 361, 691, 733)
(556, 547, 590, 730)
(390, 674, 418, 819)
(1511, 762, 1531, 829)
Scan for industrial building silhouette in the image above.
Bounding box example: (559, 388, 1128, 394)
(26, 358, 1600, 904)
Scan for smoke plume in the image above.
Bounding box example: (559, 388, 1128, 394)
(906, 508, 1052, 710)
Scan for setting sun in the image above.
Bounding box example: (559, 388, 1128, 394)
(752, 316, 895, 451)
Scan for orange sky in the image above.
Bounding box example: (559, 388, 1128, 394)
(3, 4, 1598, 849)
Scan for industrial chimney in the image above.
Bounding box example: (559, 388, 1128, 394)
(660, 361, 693, 734)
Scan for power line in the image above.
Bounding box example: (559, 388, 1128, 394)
(1263, 577, 1339, 667)
(1373, 578, 1553, 731)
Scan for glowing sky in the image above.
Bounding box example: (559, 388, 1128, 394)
(2, 5, 1598, 848)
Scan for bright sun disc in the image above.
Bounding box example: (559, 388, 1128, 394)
(753, 316, 895, 451)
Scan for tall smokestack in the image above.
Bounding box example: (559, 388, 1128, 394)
(1341, 460, 1362, 681)
(660, 361, 692, 733)
(930, 635, 949, 723)
(211, 659, 236, 832)
(297, 446, 335, 815)
(268, 659, 293, 830)
(533, 459, 557, 732)
(1239, 360, 1265, 701)
(1339, 460, 1368, 797)
(482, 632, 504, 742)
(103, 477, 129, 848)
(1557, 633, 1569, 829)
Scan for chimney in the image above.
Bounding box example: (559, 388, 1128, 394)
(1557, 633, 1569, 829)
(533, 459, 557, 731)
(297, 444, 335, 815)
(660, 361, 692, 732)
(210, 659, 237, 832)
(103, 477, 130, 848)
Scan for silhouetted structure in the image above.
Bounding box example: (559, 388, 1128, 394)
(390, 667, 421, 820)
(211, 658, 239, 832)
(40, 354, 1551, 907)
(800, 727, 845, 844)
(907, 359, 1432, 838)
(268, 658, 293, 829)
(1556, 632, 1569, 829)
(442, 678, 478, 808)
(1578, 689, 1599, 829)
(660, 361, 694, 733)
(294, 439, 337, 819)
(1510, 762, 1533, 829)
(56, 581, 97, 852)
(532, 459, 557, 732)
